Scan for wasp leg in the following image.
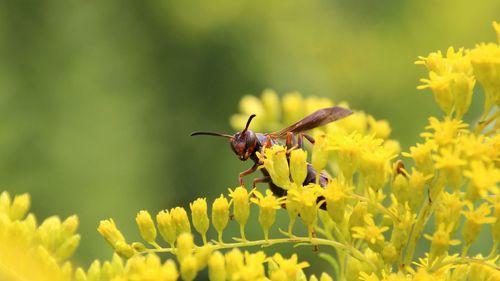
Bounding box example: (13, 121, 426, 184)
(239, 163, 259, 187)
(298, 133, 315, 146)
(285, 132, 296, 149)
(252, 176, 271, 189)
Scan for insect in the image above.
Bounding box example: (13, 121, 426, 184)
(190, 107, 353, 205)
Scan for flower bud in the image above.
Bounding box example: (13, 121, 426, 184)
(180, 255, 198, 281)
(114, 241, 135, 258)
(230, 187, 250, 227)
(382, 243, 397, 265)
(176, 232, 194, 262)
(408, 169, 426, 211)
(392, 174, 409, 204)
(156, 210, 177, 246)
(348, 202, 367, 235)
(190, 198, 209, 243)
(290, 149, 308, 185)
(230, 187, 250, 240)
(136, 210, 157, 245)
(55, 234, 80, 261)
(312, 135, 328, 173)
(212, 194, 229, 241)
(97, 219, 125, 248)
(9, 193, 30, 221)
(62, 215, 79, 237)
(171, 207, 191, 235)
(208, 251, 226, 281)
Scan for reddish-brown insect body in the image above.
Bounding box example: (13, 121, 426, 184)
(190, 107, 353, 207)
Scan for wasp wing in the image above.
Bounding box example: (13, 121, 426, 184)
(268, 107, 353, 138)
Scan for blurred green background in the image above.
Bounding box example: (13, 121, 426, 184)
(1, 0, 499, 273)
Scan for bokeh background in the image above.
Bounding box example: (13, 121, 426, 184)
(1, 0, 499, 274)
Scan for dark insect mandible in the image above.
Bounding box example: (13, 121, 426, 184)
(190, 107, 353, 206)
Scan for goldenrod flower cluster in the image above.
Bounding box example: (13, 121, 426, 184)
(1, 22, 500, 281)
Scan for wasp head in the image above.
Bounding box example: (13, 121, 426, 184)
(230, 129, 257, 161)
(190, 114, 258, 161)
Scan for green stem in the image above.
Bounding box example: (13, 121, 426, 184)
(429, 256, 500, 273)
(239, 224, 246, 241)
(402, 173, 446, 270)
(141, 236, 377, 270)
(487, 241, 498, 259)
(475, 108, 500, 135)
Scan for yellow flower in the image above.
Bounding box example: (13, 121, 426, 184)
(421, 117, 468, 148)
(470, 42, 500, 111)
(352, 214, 389, 252)
(457, 134, 490, 162)
(322, 178, 352, 224)
(272, 253, 310, 281)
(462, 202, 497, 245)
(288, 185, 322, 236)
(367, 115, 392, 139)
(418, 71, 454, 115)
(464, 161, 500, 201)
(424, 223, 461, 261)
(402, 141, 435, 176)
(415, 50, 447, 75)
(250, 189, 284, 240)
(259, 145, 292, 189)
(359, 144, 394, 191)
(433, 148, 467, 190)
(435, 192, 465, 231)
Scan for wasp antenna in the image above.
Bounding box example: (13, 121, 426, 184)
(190, 131, 234, 139)
(241, 114, 256, 135)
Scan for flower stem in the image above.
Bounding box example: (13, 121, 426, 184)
(141, 236, 376, 270)
(402, 173, 445, 270)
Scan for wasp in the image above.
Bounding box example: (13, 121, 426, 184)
(190, 107, 353, 204)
